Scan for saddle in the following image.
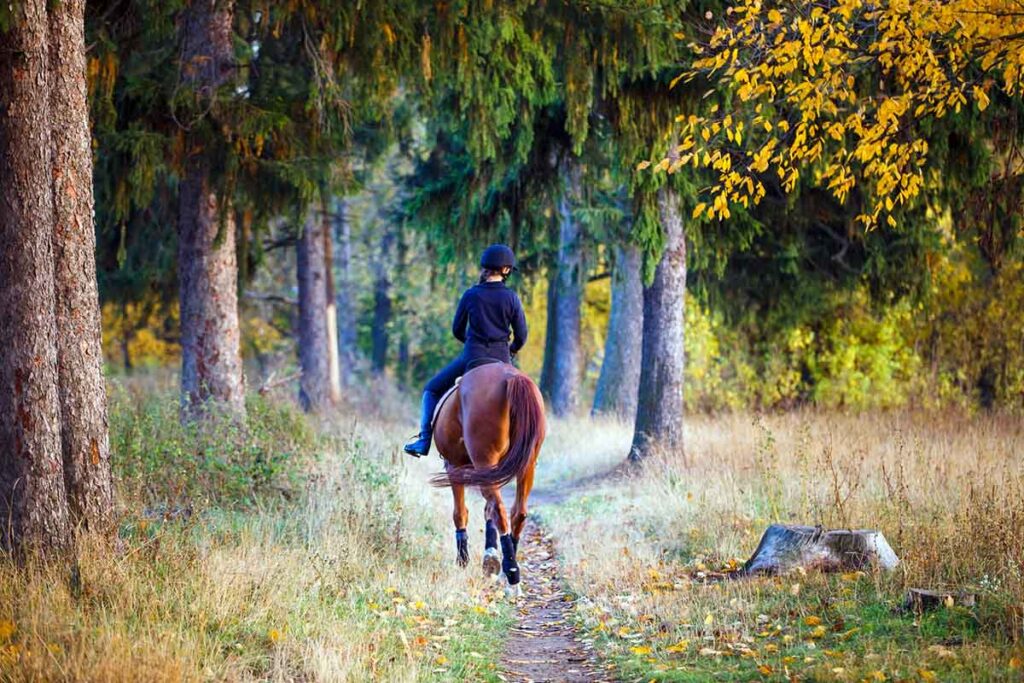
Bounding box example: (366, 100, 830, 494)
(430, 358, 505, 429)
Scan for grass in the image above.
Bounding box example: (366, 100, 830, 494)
(0, 376, 513, 682)
(537, 412, 1024, 682)
(4, 374, 1024, 681)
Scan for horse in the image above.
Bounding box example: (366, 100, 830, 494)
(430, 361, 546, 595)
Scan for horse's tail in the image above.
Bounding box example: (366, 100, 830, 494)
(431, 372, 545, 489)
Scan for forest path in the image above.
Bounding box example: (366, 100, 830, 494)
(497, 473, 622, 682)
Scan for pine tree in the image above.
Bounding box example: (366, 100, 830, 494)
(49, 0, 115, 533)
(0, 0, 74, 556)
(297, 206, 335, 411)
(176, 0, 246, 420)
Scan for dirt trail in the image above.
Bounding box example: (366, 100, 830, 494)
(497, 489, 617, 683)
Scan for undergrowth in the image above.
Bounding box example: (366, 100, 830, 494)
(0, 380, 511, 682)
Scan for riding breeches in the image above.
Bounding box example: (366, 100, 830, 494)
(424, 342, 511, 396)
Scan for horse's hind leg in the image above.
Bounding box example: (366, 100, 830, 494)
(452, 483, 469, 567)
(509, 456, 536, 555)
(482, 519, 500, 576)
(481, 489, 502, 577)
(482, 485, 520, 590)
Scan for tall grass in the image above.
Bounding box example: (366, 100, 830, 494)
(540, 411, 1024, 681)
(0, 382, 510, 682)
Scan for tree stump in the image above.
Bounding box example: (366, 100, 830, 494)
(743, 524, 900, 575)
(901, 588, 977, 613)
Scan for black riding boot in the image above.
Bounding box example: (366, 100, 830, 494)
(404, 391, 440, 457)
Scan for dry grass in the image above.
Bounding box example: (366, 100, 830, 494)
(539, 411, 1024, 681)
(0, 398, 512, 682)
(4, 388, 1024, 681)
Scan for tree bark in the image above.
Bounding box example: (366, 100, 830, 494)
(371, 224, 395, 374)
(322, 205, 342, 403)
(592, 243, 643, 419)
(0, 0, 74, 555)
(629, 186, 686, 462)
(541, 157, 584, 417)
(177, 0, 245, 420)
(332, 197, 358, 384)
(296, 208, 334, 412)
(48, 0, 116, 536)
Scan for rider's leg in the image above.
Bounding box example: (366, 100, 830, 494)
(404, 353, 467, 456)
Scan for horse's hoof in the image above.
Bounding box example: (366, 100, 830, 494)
(504, 582, 523, 599)
(482, 547, 501, 576)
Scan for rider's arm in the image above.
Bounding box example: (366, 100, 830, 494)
(452, 291, 469, 343)
(509, 293, 528, 354)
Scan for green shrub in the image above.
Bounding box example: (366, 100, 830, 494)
(108, 383, 317, 510)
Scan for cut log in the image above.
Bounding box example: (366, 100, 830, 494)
(901, 588, 977, 613)
(743, 524, 900, 575)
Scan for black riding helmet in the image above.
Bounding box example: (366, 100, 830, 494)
(480, 244, 517, 271)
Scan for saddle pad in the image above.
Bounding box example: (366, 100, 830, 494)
(431, 376, 462, 429)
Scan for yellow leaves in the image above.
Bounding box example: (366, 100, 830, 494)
(1009, 656, 1022, 669)
(809, 625, 828, 639)
(693, 203, 708, 219)
(917, 669, 937, 682)
(665, 639, 690, 653)
(758, 663, 774, 675)
(0, 621, 14, 642)
(803, 616, 822, 626)
(630, 645, 653, 655)
(267, 628, 283, 643)
(673, 0, 1024, 222)
(635, 160, 652, 171)
(381, 23, 396, 45)
(973, 85, 990, 111)
(704, 612, 715, 626)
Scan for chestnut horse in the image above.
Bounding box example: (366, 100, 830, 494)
(430, 361, 546, 594)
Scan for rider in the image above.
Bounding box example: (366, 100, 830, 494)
(404, 244, 528, 457)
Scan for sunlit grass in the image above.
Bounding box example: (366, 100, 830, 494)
(0, 386, 511, 682)
(539, 411, 1024, 682)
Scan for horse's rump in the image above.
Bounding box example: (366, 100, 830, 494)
(431, 364, 545, 489)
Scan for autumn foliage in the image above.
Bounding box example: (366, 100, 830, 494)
(663, 0, 1024, 227)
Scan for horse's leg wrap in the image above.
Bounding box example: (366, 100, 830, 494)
(511, 535, 519, 556)
(485, 519, 498, 550)
(455, 528, 469, 568)
(500, 534, 520, 585)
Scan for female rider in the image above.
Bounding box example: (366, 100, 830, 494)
(404, 244, 528, 457)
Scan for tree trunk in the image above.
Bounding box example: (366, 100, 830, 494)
(0, 0, 74, 555)
(539, 271, 559, 397)
(629, 186, 686, 462)
(296, 208, 334, 412)
(541, 157, 584, 417)
(332, 197, 358, 384)
(322, 205, 342, 404)
(177, 0, 245, 420)
(592, 243, 643, 419)
(371, 225, 395, 374)
(48, 0, 115, 536)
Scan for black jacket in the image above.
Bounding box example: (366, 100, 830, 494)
(452, 281, 528, 355)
